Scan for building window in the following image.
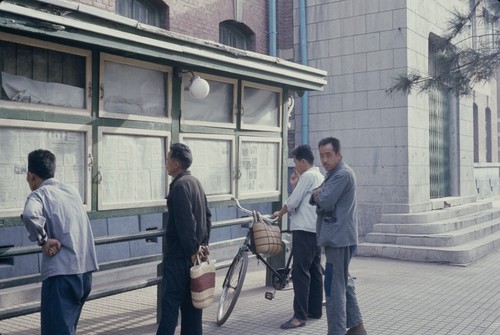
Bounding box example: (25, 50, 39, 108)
(0, 32, 91, 115)
(486, 107, 492, 162)
(219, 21, 255, 51)
(97, 127, 169, 210)
(241, 81, 282, 132)
(428, 33, 451, 198)
(473, 103, 479, 163)
(116, 0, 168, 28)
(0, 121, 92, 216)
(99, 53, 171, 122)
(180, 72, 237, 128)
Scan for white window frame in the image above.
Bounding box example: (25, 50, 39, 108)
(0, 119, 92, 217)
(240, 81, 282, 132)
(0, 32, 92, 116)
(237, 136, 282, 199)
(179, 133, 236, 201)
(97, 126, 170, 210)
(99, 53, 172, 123)
(180, 72, 237, 129)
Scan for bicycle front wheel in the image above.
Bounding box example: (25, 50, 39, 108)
(216, 250, 249, 326)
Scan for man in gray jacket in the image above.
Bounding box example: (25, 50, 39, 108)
(310, 137, 367, 335)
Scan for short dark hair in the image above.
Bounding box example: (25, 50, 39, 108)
(169, 143, 193, 170)
(28, 149, 56, 180)
(318, 137, 341, 153)
(291, 144, 314, 165)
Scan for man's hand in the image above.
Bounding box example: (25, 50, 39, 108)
(42, 238, 61, 256)
(311, 187, 322, 202)
(191, 245, 210, 264)
(200, 245, 209, 262)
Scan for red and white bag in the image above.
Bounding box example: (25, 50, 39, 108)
(190, 255, 216, 309)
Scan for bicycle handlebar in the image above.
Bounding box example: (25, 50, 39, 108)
(231, 197, 279, 225)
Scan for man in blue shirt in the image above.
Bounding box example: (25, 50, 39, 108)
(273, 144, 324, 329)
(310, 137, 367, 335)
(22, 149, 99, 335)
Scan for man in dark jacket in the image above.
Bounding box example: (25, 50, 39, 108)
(156, 143, 212, 335)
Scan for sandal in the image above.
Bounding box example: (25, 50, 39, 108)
(280, 318, 306, 329)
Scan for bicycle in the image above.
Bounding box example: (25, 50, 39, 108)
(216, 197, 293, 326)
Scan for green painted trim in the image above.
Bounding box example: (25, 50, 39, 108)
(91, 50, 100, 211)
(0, 109, 92, 124)
(96, 118, 172, 131)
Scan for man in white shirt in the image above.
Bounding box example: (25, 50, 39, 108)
(273, 144, 324, 329)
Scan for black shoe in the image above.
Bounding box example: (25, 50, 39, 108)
(346, 325, 367, 335)
(280, 318, 306, 329)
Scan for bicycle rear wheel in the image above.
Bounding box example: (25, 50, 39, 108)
(216, 250, 248, 326)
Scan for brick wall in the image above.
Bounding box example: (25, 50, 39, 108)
(166, 0, 268, 54)
(75, 0, 114, 11)
(74, 0, 269, 54)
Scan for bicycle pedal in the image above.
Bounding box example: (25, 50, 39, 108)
(265, 291, 274, 300)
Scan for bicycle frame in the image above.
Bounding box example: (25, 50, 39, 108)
(232, 197, 293, 288)
(239, 229, 293, 286)
(216, 197, 293, 326)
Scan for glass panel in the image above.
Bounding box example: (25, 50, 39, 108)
(101, 133, 166, 206)
(473, 104, 479, 162)
(239, 139, 280, 196)
(219, 24, 247, 49)
(486, 108, 492, 162)
(116, 0, 131, 18)
(0, 126, 87, 213)
(0, 41, 86, 109)
(103, 61, 167, 117)
(182, 77, 233, 123)
(116, 0, 160, 27)
(182, 137, 233, 196)
(242, 86, 280, 127)
(134, 1, 149, 24)
(429, 89, 451, 198)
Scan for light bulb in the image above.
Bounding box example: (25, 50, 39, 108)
(189, 76, 210, 99)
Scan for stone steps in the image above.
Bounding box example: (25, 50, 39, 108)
(378, 200, 492, 224)
(357, 199, 500, 265)
(367, 215, 500, 247)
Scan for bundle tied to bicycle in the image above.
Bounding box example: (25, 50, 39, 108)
(250, 210, 282, 256)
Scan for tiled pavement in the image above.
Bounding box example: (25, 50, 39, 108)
(1, 250, 500, 335)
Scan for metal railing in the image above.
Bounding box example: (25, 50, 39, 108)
(0, 215, 257, 320)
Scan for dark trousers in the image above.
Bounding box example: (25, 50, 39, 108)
(156, 257, 202, 335)
(292, 230, 324, 321)
(41, 272, 92, 335)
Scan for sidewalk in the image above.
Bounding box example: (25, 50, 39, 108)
(1, 250, 500, 335)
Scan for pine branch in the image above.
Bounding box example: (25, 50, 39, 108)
(388, 1, 499, 97)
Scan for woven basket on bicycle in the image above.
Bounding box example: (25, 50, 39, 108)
(249, 210, 282, 256)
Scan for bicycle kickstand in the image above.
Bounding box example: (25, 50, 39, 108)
(265, 290, 276, 300)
